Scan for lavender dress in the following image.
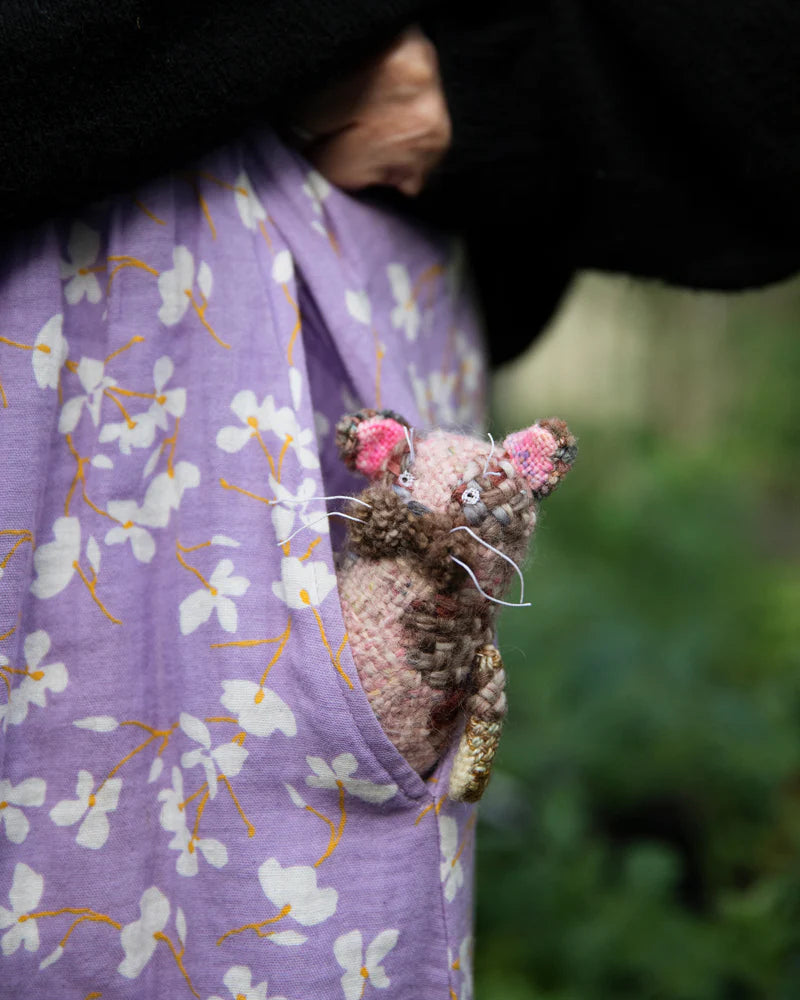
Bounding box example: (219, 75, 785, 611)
(0, 131, 487, 998)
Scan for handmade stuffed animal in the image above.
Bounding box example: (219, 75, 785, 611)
(334, 409, 576, 802)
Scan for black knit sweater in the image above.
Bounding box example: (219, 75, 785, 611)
(2, 0, 799, 364)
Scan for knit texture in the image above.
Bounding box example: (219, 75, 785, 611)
(335, 410, 576, 798)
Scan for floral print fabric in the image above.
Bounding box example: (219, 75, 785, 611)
(0, 132, 485, 998)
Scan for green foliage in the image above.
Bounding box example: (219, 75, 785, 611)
(476, 319, 800, 999)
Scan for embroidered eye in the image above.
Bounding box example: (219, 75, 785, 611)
(461, 486, 481, 506)
(398, 471, 415, 488)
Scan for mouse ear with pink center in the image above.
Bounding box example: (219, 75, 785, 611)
(502, 418, 577, 498)
(336, 408, 411, 480)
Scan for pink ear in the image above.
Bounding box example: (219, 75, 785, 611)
(503, 418, 576, 497)
(353, 414, 408, 479)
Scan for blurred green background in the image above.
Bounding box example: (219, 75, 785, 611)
(476, 273, 800, 1000)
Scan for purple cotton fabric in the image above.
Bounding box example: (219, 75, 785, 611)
(0, 131, 486, 998)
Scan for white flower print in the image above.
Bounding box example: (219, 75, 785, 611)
(158, 767, 228, 876)
(100, 354, 186, 455)
(455, 934, 473, 1000)
(302, 169, 332, 236)
(32, 313, 69, 389)
(345, 289, 372, 326)
(106, 461, 200, 528)
(408, 362, 458, 427)
(0, 630, 67, 729)
(209, 965, 287, 1000)
(388, 263, 420, 342)
(454, 330, 482, 394)
(234, 170, 267, 231)
(305, 755, 397, 805)
(30, 516, 80, 599)
(105, 520, 156, 564)
(179, 713, 248, 798)
(0, 863, 44, 956)
(268, 475, 329, 546)
(271, 557, 336, 610)
(49, 770, 121, 849)
(179, 559, 250, 635)
(0, 778, 46, 844)
(334, 928, 399, 1000)
(157, 245, 213, 326)
(438, 814, 465, 903)
(59, 221, 103, 305)
(219, 680, 296, 739)
(258, 858, 337, 928)
(118, 886, 170, 979)
(272, 249, 294, 284)
(217, 390, 318, 468)
(58, 356, 116, 434)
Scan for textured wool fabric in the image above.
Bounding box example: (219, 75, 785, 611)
(335, 415, 575, 781)
(0, 130, 485, 998)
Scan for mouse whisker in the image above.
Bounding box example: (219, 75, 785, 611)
(449, 525, 526, 602)
(450, 556, 531, 608)
(277, 511, 365, 546)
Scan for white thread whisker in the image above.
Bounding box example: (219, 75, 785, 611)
(267, 494, 372, 508)
(450, 556, 531, 608)
(482, 432, 502, 476)
(403, 425, 415, 465)
(449, 525, 526, 602)
(277, 511, 364, 546)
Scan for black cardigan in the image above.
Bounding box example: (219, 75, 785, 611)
(2, 0, 799, 364)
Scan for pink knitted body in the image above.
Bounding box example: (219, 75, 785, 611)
(335, 411, 576, 775)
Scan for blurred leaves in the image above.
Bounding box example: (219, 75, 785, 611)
(476, 306, 800, 999)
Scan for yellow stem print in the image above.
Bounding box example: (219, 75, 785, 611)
(22, 907, 121, 953)
(298, 537, 321, 562)
(0, 529, 34, 570)
(84, 992, 103, 1000)
(179, 781, 208, 813)
(257, 218, 274, 252)
(219, 477, 273, 506)
(282, 284, 301, 366)
(371, 327, 384, 408)
(104, 335, 145, 365)
(187, 787, 210, 854)
(277, 433, 293, 480)
(0, 619, 19, 642)
(64, 434, 121, 522)
(247, 423, 277, 478)
(310, 781, 347, 867)
(450, 990, 458, 1000)
(73, 561, 122, 625)
(452, 812, 477, 867)
(0, 379, 7, 409)
(134, 199, 166, 226)
(176, 540, 212, 554)
(187, 290, 230, 349)
(0, 334, 52, 354)
(204, 716, 237, 724)
(94, 722, 178, 798)
(301, 592, 353, 689)
(216, 904, 291, 946)
(196, 171, 249, 197)
(1, 663, 44, 680)
(411, 262, 444, 305)
(218, 773, 255, 838)
(414, 793, 448, 826)
(102, 389, 137, 429)
(152, 931, 200, 998)
(0, 671, 10, 697)
(106, 255, 160, 293)
(210, 616, 292, 689)
(108, 384, 166, 404)
(175, 542, 216, 595)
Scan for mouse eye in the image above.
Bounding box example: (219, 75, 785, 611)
(461, 486, 481, 506)
(398, 470, 415, 488)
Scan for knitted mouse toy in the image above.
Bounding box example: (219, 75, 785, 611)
(334, 409, 576, 802)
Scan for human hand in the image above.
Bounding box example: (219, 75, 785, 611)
(292, 27, 451, 196)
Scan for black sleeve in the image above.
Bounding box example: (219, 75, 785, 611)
(420, 1, 800, 365)
(0, 0, 424, 232)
